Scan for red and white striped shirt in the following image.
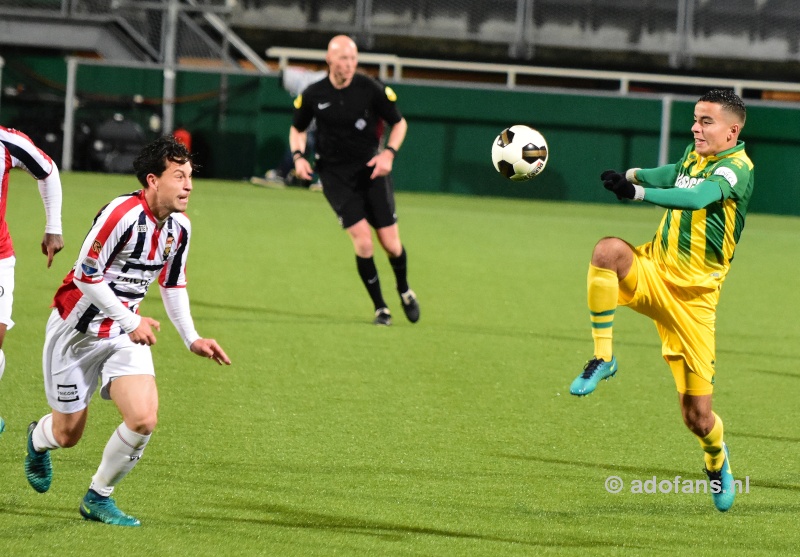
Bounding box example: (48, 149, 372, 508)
(0, 126, 62, 258)
(53, 190, 191, 338)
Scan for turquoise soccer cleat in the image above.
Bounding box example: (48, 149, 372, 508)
(570, 357, 618, 396)
(24, 421, 53, 493)
(705, 442, 735, 512)
(0, 416, 5, 436)
(80, 490, 141, 527)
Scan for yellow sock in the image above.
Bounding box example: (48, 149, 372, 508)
(587, 264, 618, 361)
(698, 412, 725, 471)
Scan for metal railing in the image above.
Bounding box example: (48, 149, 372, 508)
(265, 47, 800, 97)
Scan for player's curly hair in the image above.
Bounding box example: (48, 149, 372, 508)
(699, 89, 747, 125)
(133, 135, 193, 187)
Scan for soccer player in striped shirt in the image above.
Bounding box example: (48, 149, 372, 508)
(568, 90, 753, 512)
(0, 126, 64, 437)
(24, 136, 231, 526)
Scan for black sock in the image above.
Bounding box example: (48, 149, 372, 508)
(356, 256, 387, 310)
(389, 247, 409, 294)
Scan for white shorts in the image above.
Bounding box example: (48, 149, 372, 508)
(42, 309, 155, 414)
(0, 256, 16, 329)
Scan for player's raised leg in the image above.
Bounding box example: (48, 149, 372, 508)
(571, 238, 632, 396)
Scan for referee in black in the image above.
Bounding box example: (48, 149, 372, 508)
(289, 35, 419, 326)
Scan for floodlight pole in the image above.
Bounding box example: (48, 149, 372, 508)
(658, 95, 673, 167)
(162, 0, 179, 135)
(62, 56, 78, 172)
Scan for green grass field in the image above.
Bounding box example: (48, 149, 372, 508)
(1, 172, 798, 556)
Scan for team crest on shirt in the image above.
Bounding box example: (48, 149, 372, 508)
(163, 235, 175, 259)
(81, 257, 99, 276)
(355, 118, 366, 130)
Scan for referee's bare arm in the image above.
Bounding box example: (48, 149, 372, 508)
(369, 118, 407, 179)
(290, 126, 314, 181)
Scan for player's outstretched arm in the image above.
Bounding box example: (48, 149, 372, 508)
(190, 338, 231, 365)
(601, 169, 723, 210)
(41, 232, 64, 268)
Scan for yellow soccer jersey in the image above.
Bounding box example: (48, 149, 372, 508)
(639, 141, 754, 289)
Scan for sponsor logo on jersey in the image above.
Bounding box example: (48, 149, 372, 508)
(120, 276, 152, 287)
(355, 118, 366, 130)
(294, 94, 303, 109)
(385, 86, 397, 102)
(713, 166, 738, 187)
(81, 257, 99, 276)
(675, 173, 705, 189)
(137, 224, 148, 233)
(317, 102, 332, 110)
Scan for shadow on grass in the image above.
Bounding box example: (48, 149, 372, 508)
(748, 368, 800, 379)
(728, 431, 800, 444)
(0, 501, 80, 521)
(502, 453, 800, 493)
(181, 502, 650, 550)
(497, 454, 685, 478)
(188, 300, 366, 325)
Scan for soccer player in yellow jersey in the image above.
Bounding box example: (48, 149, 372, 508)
(569, 89, 754, 512)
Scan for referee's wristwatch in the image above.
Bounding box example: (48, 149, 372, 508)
(385, 146, 397, 157)
(292, 150, 304, 162)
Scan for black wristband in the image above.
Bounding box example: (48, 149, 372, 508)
(292, 150, 304, 161)
(385, 146, 397, 157)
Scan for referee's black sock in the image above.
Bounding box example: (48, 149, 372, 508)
(356, 255, 387, 310)
(389, 247, 409, 293)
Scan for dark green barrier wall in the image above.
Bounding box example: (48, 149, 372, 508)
(3, 54, 798, 215)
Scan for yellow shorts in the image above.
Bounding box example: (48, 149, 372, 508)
(618, 243, 719, 395)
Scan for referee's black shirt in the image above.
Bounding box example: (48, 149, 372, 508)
(292, 73, 402, 166)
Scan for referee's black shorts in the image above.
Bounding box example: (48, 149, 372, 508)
(317, 160, 398, 229)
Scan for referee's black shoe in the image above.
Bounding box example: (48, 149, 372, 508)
(374, 308, 392, 326)
(400, 289, 420, 323)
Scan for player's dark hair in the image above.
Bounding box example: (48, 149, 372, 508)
(133, 135, 192, 187)
(699, 89, 747, 125)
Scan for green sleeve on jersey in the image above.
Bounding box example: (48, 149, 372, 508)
(643, 180, 722, 210)
(706, 160, 751, 201)
(636, 164, 679, 187)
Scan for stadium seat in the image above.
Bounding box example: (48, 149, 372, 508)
(693, 0, 757, 41)
(591, 0, 649, 44)
(760, 0, 800, 54)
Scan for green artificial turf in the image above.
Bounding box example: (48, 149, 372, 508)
(0, 172, 798, 556)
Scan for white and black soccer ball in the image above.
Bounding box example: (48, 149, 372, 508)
(491, 125, 549, 182)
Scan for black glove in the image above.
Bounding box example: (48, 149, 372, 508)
(601, 169, 635, 200)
